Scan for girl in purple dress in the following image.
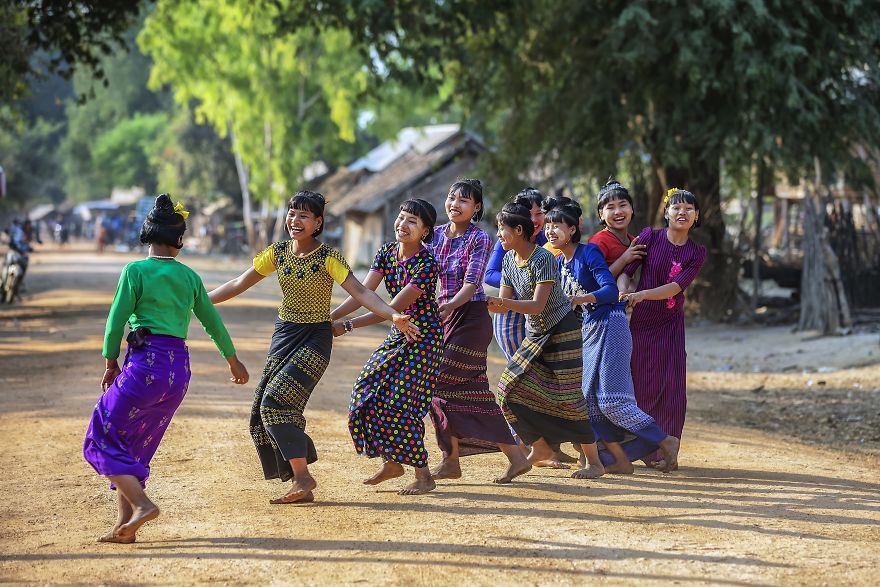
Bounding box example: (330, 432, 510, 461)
(84, 194, 250, 543)
(618, 189, 706, 470)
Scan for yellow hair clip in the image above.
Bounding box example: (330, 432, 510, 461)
(663, 188, 679, 204)
(173, 201, 190, 219)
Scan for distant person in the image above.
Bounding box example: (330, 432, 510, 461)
(332, 198, 442, 495)
(618, 188, 706, 471)
(95, 216, 108, 253)
(209, 191, 419, 504)
(83, 194, 250, 544)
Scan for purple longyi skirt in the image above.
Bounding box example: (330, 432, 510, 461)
(83, 334, 190, 488)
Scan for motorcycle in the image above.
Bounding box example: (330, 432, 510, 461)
(1, 242, 30, 304)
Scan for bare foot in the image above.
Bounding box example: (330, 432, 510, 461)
(364, 461, 405, 485)
(604, 459, 635, 474)
(650, 459, 679, 472)
(398, 475, 436, 495)
(270, 491, 314, 504)
(533, 459, 570, 469)
(270, 476, 318, 504)
(430, 459, 462, 480)
(115, 504, 160, 540)
(493, 461, 532, 484)
(553, 450, 578, 464)
(571, 464, 605, 479)
(96, 529, 136, 544)
(659, 436, 680, 472)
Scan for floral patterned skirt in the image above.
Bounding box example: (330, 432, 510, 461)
(83, 335, 190, 488)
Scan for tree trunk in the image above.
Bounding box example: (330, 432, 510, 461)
(751, 160, 768, 311)
(229, 124, 257, 254)
(662, 152, 737, 320)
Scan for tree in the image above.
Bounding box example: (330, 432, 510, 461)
(140, 0, 395, 251)
(286, 0, 880, 319)
(1, 0, 147, 104)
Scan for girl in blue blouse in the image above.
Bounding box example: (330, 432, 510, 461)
(543, 197, 679, 474)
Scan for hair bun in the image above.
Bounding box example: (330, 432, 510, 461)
(148, 193, 179, 224)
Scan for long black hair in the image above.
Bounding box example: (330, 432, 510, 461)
(399, 198, 438, 242)
(140, 193, 186, 249)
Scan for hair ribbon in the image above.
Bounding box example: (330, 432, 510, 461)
(173, 202, 190, 219)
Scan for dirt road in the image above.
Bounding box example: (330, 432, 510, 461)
(1, 246, 878, 586)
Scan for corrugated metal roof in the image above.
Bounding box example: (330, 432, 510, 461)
(348, 124, 461, 172)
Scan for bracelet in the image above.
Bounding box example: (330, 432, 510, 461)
(344, 319, 353, 333)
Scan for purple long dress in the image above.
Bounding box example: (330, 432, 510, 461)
(624, 228, 706, 462)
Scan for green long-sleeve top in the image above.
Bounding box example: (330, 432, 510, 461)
(103, 258, 236, 360)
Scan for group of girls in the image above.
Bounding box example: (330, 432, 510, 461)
(83, 175, 704, 543)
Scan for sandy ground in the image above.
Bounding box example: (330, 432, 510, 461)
(1, 244, 878, 586)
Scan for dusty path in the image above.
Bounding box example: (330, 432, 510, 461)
(1, 246, 878, 586)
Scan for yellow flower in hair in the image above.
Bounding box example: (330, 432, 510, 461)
(173, 201, 190, 219)
(663, 188, 679, 204)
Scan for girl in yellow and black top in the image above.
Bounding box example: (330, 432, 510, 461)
(210, 191, 420, 505)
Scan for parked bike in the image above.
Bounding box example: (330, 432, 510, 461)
(1, 244, 28, 304)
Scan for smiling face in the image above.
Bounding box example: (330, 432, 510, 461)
(394, 210, 429, 245)
(445, 189, 480, 224)
(600, 197, 633, 231)
(666, 201, 699, 230)
(286, 207, 322, 240)
(544, 220, 576, 249)
(529, 204, 545, 235)
(497, 221, 525, 251)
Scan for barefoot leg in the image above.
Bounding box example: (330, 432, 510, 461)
(493, 442, 532, 483)
(271, 457, 318, 503)
(97, 491, 134, 543)
(399, 466, 437, 495)
(571, 442, 605, 479)
(363, 460, 405, 485)
(431, 437, 462, 480)
(108, 475, 159, 542)
(527, 438, 570, 468)
(658, 436, 680, 472)
(602, 441, 634, 474)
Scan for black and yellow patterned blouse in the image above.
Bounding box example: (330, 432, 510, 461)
(253, 242, 351, 323)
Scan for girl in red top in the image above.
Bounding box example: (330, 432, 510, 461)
(588, 177, 646, 277)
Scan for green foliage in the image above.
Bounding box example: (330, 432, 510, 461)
(92, 112, 168, 194)
(1, 1, 146, 104)
(152, 107, 240, 202)
(59, 15, 169, 200)
(140, 0, 369, 202)
(0, 113, 67, 208)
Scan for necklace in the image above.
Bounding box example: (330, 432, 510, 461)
(148, 255, 176, 260)
(605, 227, 631, 247)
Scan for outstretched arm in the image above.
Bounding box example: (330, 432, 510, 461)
(336, 273, 421, 339)
(331, 271, 383, 319)
(209, 267, 265, 304)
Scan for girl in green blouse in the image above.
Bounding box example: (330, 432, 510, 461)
(84, 194, 249, 544)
